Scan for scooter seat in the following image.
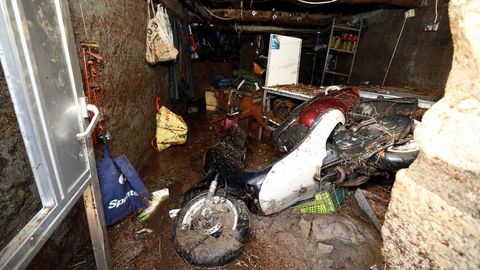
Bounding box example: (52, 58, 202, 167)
(203, 146, 272, 187)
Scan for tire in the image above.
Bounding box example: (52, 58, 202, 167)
(377, 140, 419, 171)
(173, 191, 250, 267)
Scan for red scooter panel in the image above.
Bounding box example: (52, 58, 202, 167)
(299, 88, 360, 127)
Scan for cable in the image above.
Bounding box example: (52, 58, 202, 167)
(296, 0, 337, 5)
(240, 0, 244, 19)
(382, 16, 408, 87)
(223, 177, 228, 199)
(434, 0, 439, 23)
(79, 1, 89, 39)
(204, 6, 236, 20)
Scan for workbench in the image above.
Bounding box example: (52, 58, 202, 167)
(259, 85, 436, 139)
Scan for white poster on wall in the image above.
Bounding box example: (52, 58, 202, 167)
(265, 34, 302, 87)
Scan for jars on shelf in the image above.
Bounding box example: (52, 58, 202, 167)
(330, 34, 358, 52)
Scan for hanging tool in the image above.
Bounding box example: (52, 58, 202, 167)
(80, 41, 106, 143)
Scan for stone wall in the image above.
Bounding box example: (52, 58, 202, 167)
(351, 0, 453, 95)
(382, 0, 480, 268)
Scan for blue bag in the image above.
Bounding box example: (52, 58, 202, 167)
(96, 142, 151, 225)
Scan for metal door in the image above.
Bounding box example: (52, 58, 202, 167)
(0, 0, 111, 269)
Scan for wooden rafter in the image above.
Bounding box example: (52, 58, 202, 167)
(211, 9, 334, 26)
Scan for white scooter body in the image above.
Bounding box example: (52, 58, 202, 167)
(258, 109, 345, 215)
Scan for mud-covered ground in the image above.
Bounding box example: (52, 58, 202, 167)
(69, 112, 391, 270)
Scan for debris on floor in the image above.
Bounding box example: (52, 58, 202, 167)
(136, 228, 153, 239)
(272, 98, 296, 121)
(104, 84, 425, 268)
(252, 209, 382, 270)
(112, 232, 146, 268)
(355, 188, 383, 232)
(138, 188, 169, 222)
(296, 186, 349, 214)
(105, 113, 388, 269)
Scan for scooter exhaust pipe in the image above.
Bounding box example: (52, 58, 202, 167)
(333, 166, 346, 185)
(340, 176, 370, 187)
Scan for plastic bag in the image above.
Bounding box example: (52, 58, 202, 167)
(96, 142, 151, 225)
(151, 97, 188, 151)
(145, 1, 178, 64)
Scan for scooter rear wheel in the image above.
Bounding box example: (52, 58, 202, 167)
(173, 191, 250, 267)
(374, 140, 419, 171)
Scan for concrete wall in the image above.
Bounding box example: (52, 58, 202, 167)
(351, 0, 453, 95)
(0, 0, 170, 267)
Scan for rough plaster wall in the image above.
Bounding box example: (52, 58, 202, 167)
(351, 0, 453, 94)
(68, 0, 170, 168)
(0, 66, 41, 250)
(382, 0, 480, 268)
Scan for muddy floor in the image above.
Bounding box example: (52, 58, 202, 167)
(70, 112, 392, 270)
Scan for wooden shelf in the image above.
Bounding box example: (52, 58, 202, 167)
(320, 17, 363, 86)
(333, 25, 361, 33)
(329, 48, 355, 54)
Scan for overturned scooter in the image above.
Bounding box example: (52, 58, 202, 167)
(172, 87, 419, 267)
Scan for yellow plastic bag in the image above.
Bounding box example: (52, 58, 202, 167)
(152, 97, 187, 151)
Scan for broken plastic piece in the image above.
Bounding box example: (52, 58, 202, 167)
(138, 188, 169, 222)
(354, 189, 382, 232)
(136, 228, 153, 238)
(169, 209, 181, 219)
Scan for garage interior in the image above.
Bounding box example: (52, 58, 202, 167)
(0, 0, 479, 269)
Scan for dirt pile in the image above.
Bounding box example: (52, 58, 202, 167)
(252, 210, 382, 270)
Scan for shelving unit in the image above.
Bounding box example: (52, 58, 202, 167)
(321, 17, 363, 86)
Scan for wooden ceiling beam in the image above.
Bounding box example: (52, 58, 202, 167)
(198, 0, 423, 8)
(159, 0, 424, 24)
(210, 9, 334, 26)
(336, 0, 423, 8)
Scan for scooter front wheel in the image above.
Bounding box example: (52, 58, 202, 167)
(173, 191, 250, 267)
